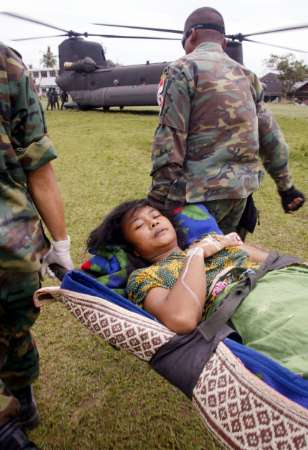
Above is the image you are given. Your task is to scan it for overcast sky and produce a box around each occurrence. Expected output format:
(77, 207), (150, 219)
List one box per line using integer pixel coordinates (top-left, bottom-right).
(1, 0), (308, 76)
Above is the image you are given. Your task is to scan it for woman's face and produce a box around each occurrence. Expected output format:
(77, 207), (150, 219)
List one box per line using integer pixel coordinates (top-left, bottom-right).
(121, 206), (178, 261)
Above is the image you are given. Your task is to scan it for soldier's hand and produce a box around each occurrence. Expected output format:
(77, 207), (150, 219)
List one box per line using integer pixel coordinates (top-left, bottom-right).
(40, 236), (74, 279)
(279, 186), (305, 213)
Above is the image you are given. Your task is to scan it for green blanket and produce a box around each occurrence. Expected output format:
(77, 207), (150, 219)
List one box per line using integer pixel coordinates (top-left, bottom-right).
(231, 265), (308, 378)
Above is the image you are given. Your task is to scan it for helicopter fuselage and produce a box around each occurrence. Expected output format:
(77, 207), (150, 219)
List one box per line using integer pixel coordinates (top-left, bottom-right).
(55, 37), (243, 109)
(57, 61), (167, 107)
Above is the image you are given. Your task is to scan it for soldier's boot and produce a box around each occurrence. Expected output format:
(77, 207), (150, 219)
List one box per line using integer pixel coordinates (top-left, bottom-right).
(10, 386), (40, 431)
(0, 418), (39, 450)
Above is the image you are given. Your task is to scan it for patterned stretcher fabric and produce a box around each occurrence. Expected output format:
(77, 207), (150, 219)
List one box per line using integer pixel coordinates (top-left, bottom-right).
(34, 270), (308, 450)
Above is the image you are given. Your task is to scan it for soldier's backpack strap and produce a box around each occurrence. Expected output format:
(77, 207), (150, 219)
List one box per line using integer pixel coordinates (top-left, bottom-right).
(198, 251), (301, 342)
(150, 252), (300, 399)
(150, 320), (237, 399)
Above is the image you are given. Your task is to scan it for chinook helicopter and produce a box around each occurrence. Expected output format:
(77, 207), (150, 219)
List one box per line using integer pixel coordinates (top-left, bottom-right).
(2, 11), (308, 110)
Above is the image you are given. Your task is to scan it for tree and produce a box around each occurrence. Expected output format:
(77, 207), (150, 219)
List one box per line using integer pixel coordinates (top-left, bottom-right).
(102, 45), (118, 67)
(265, 53), (308, 96)
(41, 46), (57, 68)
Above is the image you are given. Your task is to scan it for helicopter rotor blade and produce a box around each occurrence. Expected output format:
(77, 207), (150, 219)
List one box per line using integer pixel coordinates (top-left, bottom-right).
(242, 23), (308, 38)
(11, 34), (68, 42)
(88, 33), (180, 40)
(243, 37), (308, 53)
(92, 23), (183, 34)
(1, 11), (70, 34)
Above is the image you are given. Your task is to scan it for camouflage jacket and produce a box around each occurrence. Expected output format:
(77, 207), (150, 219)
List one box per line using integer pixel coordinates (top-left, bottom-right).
(0, 43), (57, 272)
(149, 42), (292, 209)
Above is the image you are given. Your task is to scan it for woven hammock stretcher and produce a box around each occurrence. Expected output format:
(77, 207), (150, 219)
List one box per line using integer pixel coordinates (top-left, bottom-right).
(34, 279), (308, 450)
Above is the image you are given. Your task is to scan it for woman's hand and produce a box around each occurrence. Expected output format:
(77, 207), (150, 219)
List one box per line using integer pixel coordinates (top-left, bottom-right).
(188, 232), (243, 258)
(220, 232), (243, 248)
(188, 235), (223, 258)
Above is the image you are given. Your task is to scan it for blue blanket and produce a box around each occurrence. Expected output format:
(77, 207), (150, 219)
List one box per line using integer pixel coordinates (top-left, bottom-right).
(62, 270), (155, 321)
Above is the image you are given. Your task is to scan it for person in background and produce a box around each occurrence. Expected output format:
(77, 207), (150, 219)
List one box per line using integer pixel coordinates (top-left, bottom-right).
(148, 7), (305, 239)
(46, 87), (53, 111)
(0, 43), (73, 449)
(52, 88), (60, 110)
(60, 90), (68, 110)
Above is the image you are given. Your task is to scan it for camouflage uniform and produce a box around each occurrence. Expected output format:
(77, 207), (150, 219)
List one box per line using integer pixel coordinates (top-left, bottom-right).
(0, 43), (57, 422)
(149, 42), (292, 233)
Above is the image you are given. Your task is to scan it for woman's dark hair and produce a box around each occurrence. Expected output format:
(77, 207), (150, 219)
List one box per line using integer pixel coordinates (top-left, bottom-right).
(87, 199), (151, 253)
(87, 199), (151, 273)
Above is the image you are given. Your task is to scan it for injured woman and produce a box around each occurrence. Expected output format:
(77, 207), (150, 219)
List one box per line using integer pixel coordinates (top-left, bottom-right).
(35, 197), (308, 448)
(86, 198), (308, 379)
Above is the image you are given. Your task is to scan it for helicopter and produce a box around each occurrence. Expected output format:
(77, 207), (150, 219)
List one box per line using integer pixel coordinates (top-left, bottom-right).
(2, 12), (308, 111)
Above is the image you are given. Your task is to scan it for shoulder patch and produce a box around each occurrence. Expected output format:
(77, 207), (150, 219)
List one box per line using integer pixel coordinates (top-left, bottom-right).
(157, 73), (166, 110)
(157, 74), (166, 108)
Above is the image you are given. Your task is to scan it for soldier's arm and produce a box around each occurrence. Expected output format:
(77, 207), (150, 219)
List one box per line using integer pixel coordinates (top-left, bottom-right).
(8, 48), (68, 240)
(149, 125), (188, 210)
(27, 162), (68, 241)
(148, 63), (193, 210)
(9, 52), (47, 148)
(8, 48), (57, 169)
(253, 74), (292, 192)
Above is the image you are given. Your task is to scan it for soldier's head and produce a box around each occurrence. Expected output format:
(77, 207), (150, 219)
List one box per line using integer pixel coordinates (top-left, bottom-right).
(182, 7), (225, 54)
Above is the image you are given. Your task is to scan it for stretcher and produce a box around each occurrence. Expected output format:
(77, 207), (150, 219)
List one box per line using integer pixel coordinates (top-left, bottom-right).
(34, 267), (308, 450)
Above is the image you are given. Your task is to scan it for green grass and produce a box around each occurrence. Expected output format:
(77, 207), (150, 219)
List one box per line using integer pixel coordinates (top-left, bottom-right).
(30, 104), (308, 449)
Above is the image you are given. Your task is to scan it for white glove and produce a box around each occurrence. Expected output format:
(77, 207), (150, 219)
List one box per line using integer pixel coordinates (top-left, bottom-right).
(41, 236), (74, 279)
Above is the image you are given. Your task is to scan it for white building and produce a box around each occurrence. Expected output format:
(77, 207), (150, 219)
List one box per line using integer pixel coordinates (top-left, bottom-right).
(29, 67), (59, 96)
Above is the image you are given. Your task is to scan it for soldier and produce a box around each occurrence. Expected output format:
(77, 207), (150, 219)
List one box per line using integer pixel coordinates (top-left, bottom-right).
(60, 90), (68, 110)
(46, 87), (53, 110)
(52, 88), (60, 110)
(148, 7), (305, 238)
(0, 43), (73, 449)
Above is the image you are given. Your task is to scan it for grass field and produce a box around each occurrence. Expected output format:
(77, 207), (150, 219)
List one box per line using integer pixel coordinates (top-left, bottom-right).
(30, 103), (308, 449)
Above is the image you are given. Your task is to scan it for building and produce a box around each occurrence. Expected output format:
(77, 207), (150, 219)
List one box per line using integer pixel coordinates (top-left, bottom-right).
(260, 72), (283, 102)
(29, 67), (59, 96)
(290, 80), (308, 103)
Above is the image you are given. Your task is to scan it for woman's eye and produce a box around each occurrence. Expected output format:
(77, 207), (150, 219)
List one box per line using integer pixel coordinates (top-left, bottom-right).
(135, 223), (144, 230)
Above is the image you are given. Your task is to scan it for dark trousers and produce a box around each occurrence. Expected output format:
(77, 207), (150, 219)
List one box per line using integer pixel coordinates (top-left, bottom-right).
(204, 198), (247, 235)
(0, 271), (40, 423)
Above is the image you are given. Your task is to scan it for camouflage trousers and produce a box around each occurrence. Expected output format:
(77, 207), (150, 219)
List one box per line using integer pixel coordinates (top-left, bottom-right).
(202, 198), (247, 235)
(0, 271), (40, 424)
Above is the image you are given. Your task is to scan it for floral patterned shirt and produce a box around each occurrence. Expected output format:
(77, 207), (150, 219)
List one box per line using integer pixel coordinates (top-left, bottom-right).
(127, 246), (258, 317)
